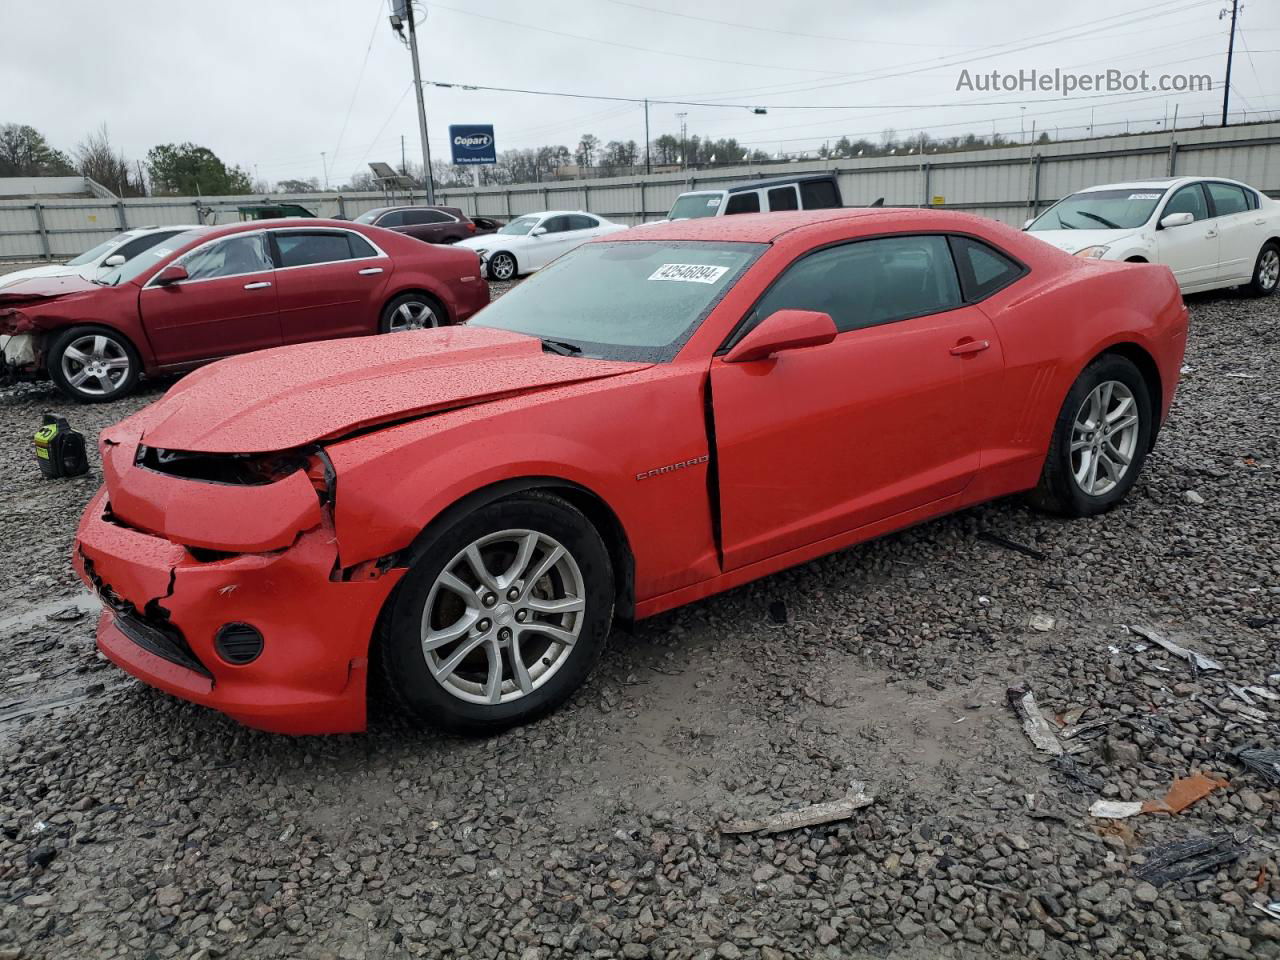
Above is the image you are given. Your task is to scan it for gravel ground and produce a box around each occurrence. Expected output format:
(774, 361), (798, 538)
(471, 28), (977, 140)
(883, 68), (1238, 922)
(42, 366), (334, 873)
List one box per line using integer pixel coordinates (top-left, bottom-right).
(0, 283), (1277, 960)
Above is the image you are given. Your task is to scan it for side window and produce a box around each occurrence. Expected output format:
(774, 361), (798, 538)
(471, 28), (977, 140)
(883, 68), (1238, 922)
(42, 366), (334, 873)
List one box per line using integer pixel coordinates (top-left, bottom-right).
(274, 231), (354, 268)
(348, 233), (378, 259)
(541, 216), (572, 234)
(567, 214), (598, 230)
(1163, 184), (1208, 221)
(179, 234), (271, 281)
(749, 235), (961, 335)
(799, 180), (840, 209)
(403, 210), (451, 225)
(376, 211), (406, 228)
(767, 186), (799, 212)
(725, 192), (760, 215)
(1205, 182), (1249, 216)
(948, 236), (1025, 301)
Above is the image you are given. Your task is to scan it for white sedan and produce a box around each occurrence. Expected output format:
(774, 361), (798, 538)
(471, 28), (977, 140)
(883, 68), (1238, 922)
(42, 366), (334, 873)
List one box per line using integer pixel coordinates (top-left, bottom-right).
(455, 211), (627, 281)
(1025, 177), (1280, 296)
(0, 225), (196, 289)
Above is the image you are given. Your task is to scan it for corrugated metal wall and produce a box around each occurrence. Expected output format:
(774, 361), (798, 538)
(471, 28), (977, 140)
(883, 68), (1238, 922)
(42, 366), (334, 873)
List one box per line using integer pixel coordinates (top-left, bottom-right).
(3, 122), (1279, 261)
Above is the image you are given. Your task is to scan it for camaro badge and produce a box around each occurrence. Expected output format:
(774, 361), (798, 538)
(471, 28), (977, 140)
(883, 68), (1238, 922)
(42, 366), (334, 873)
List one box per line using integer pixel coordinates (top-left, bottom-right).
(636, 454), (709, 481)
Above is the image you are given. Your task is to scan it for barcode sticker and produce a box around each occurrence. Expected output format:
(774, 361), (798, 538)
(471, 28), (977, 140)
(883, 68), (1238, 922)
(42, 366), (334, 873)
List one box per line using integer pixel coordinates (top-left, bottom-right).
(648, 263), (730, 284)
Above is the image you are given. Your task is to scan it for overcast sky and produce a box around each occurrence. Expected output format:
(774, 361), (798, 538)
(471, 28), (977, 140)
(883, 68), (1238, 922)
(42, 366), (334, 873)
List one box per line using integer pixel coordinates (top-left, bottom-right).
(3, 0), (1277, 187)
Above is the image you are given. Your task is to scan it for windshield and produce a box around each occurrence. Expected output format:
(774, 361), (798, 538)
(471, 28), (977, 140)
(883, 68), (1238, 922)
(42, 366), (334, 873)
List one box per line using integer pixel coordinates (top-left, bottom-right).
(499, 216), (541, 236)
(66, 234), (133, 267)
(470, 240), (765, 362)
(667, 194), (723, 220)
(98, 229), (205, 286)
(1029, 188), (1167, 231)
(354, 209), (383, 224)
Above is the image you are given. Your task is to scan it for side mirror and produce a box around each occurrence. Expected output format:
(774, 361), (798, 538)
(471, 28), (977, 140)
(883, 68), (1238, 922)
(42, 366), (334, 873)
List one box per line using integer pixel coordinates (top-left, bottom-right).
(153, 264), (189, 285)
(102, 254), (126, 267)
(531, 226), (548, 237)
(1023, 218), (1035, 230)
(724, 309), (837, 364)
(1160, 212), (1194, 229)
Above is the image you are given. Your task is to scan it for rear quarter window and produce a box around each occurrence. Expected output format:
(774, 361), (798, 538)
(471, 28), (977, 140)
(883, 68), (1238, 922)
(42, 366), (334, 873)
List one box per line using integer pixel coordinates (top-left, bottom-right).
(948, 235), (1026, 301)
(799, 180), (840, 209)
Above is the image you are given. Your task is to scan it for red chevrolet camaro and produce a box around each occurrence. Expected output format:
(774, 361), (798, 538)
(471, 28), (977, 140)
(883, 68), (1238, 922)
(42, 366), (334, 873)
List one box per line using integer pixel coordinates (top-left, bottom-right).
(0, 219), (489, 402)
(73, 209), (1188, 735)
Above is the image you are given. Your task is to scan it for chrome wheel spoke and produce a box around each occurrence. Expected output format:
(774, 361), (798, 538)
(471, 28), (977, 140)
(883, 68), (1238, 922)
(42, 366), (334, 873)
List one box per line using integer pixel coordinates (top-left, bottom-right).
(509, 635), (534, 695)
(1071, 379), (1140, 496)
(499, 532), (539, 590)
(483, 640), (503, 703)
(422, 609), (478, 651)
(431, 633), (488, 682)
(63, 345), (90, 365)
(525, 545), (564, 589)
(464, 544), (500, 593)
(522, 622), (578, 647)
(526, 595), (584, 615)
(438, 571), (482, 608)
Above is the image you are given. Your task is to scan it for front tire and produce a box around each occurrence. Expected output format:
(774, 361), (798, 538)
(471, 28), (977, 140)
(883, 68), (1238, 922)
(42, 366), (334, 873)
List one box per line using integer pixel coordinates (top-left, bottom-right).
(1247, 241), (1279, 297)
(1028, 355), (1152, 517)
(379, 493), (614, 735)
(486, 251), (518, 282)
(47, 326), (140, 403)
(379, 293), (444, 333)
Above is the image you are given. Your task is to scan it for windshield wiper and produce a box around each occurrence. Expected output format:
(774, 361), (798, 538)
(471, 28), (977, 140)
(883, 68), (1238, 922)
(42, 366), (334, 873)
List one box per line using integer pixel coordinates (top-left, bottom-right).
(1077, 211), (1121, 230)
(541, 338), (582, 356)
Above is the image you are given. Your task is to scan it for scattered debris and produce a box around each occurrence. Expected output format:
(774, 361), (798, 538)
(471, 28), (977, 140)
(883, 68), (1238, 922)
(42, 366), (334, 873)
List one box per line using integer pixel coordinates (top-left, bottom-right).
(1052, 755), (1105, 791)
(1153, 772), (1229, 814)
(45, 605), (86, 622)
(1244, 686), (1278, 702)
(1029, 614), (1056, 632)
(1090, 800), (1144, 819)
(1088, 772), (1228, 819)
(1006, 684), (1063, 756)
(1182, 490), (1205, 505)
(1244, 616), (1276, 629)
(1223, 372), (1260, 379)
(767, 600), (788, 625)
(5, 672), (41, 686)
(1230, 744), (1280, 787)
(978, 531), (1046, 561)
(1126, 625), (1223, 672)
(722, 782), (875, 835)
(1255, 902), (1280, 921)
(1133, 834), (1246, 888)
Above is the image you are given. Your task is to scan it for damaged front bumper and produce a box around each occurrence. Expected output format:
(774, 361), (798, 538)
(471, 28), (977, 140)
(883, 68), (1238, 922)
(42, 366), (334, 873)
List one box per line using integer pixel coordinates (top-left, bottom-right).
(73, 470), (404, 734)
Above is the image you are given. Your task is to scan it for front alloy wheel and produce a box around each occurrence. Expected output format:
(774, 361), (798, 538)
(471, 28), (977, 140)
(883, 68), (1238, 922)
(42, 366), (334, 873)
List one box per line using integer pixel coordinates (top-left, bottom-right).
(487, 252), (517, 281)
(422, 529), (585, 705)
(379, 492), (614, 734)
(48, 326), (140, 402)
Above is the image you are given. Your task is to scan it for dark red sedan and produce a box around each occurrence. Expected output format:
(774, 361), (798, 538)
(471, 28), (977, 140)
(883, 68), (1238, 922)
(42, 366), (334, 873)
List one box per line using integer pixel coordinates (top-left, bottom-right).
(353, 205), (479, 245)
(0, 219), (489, 401)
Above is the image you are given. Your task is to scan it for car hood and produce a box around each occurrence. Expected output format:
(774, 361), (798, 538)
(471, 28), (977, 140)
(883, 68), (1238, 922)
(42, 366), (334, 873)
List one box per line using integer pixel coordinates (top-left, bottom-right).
(0, 273), (103, 305)
(455, 234), (518, 251)
(1025, 228), (1136, 255)
(117, 326), (651, 455)
(0, 263), (87, 289)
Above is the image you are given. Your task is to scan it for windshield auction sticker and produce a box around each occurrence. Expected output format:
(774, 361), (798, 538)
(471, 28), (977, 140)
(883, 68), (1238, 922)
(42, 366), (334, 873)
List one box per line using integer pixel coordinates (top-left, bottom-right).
(648, 263), (730, 284)
(1128, 193), (1161, 200)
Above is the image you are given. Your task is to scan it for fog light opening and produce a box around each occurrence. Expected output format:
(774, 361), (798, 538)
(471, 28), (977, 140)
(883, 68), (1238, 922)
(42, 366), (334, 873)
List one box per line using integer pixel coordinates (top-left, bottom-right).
(214, 622), (264, 665)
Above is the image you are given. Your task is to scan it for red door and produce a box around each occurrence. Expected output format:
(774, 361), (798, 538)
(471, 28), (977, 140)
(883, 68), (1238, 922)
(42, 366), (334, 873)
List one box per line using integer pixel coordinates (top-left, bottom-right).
(140, 232), (280, 366)
(269, 229), (391, 343)
(709, 234), (1004, 571)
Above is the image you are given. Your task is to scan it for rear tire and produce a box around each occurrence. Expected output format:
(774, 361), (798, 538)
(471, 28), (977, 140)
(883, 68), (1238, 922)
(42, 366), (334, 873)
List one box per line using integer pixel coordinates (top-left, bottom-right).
(379, 293), (444, 333)
(1028, 355), (1152, 517)
(47, 325), (140, 403)
(379, 493), (614, 735)
(1247, 241), (1279, 297)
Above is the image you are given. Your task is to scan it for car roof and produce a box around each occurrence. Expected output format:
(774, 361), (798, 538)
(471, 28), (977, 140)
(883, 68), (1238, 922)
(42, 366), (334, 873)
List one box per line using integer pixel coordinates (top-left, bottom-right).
(614, 208), (937, 243)
(1077, 176), (1257, 194)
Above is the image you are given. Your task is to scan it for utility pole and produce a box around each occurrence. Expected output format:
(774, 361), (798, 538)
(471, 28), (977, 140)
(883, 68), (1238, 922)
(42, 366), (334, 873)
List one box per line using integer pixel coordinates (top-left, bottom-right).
(677, 112), (688, 169)
(321, 151), (328, 190)
(405, 3), (435, 203)
(401, 135), (407, 176)
(1221, 0), (1240, 126)
(644, 99), (651, 175)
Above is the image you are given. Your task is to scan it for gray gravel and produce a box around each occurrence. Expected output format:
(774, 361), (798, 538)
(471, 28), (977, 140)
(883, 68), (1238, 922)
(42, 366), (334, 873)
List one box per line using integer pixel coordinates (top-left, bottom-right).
(1, 284), (1277, 960)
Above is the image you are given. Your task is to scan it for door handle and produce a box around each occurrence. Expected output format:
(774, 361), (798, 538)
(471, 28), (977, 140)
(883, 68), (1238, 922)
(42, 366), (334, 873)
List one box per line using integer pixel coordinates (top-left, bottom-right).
(950, 339), (991, 357)
(1256, 218), (1267, 226)
(243, 281), (272, 290)
(1205, 229), (1218, 239)
(358, 267), (384, 275)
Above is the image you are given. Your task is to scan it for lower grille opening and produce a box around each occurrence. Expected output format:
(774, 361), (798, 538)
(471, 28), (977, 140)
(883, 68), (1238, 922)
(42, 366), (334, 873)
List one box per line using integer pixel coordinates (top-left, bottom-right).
(114, 610), (213, 679)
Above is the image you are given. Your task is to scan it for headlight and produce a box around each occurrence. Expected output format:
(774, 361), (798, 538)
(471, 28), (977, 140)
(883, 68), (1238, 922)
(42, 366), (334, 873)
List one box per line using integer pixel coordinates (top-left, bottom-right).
(474, 248), (489, 259)
(1074, 245), (1111, 259)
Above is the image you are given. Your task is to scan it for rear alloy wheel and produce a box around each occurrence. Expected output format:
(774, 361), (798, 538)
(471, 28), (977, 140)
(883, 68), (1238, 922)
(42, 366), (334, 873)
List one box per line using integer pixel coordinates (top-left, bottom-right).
(1248, 242), (1279, 296)
(48, 326), (140, 403)
(1029, 355), (1152, 517)
(379, 293), (442, 333)
(487, 252), (517, 282)
(380, 494), (613, 734)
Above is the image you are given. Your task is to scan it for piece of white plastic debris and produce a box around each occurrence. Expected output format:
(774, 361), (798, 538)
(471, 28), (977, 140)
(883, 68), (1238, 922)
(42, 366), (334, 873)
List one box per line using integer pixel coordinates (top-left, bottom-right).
(32, 820), (47, 833)
(1127, 625), (1223, 672)
(1244, 686), (1279, 702)
(722, 782), (875, 835)
(1030, 615), (1056, 632)
(1229, 684), (1257, 707)
(1090, 800), (1144, 819)
(1007, 685), (1064, 756)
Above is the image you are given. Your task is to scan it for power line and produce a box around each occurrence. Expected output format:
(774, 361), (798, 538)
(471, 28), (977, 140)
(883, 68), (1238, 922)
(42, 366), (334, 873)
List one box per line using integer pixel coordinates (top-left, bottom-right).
(330, 0), (386, 166)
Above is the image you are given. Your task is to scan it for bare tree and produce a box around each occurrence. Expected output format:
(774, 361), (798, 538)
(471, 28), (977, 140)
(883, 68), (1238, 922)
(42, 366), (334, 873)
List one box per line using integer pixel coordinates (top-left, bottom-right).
(76, 125), (140, 196)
